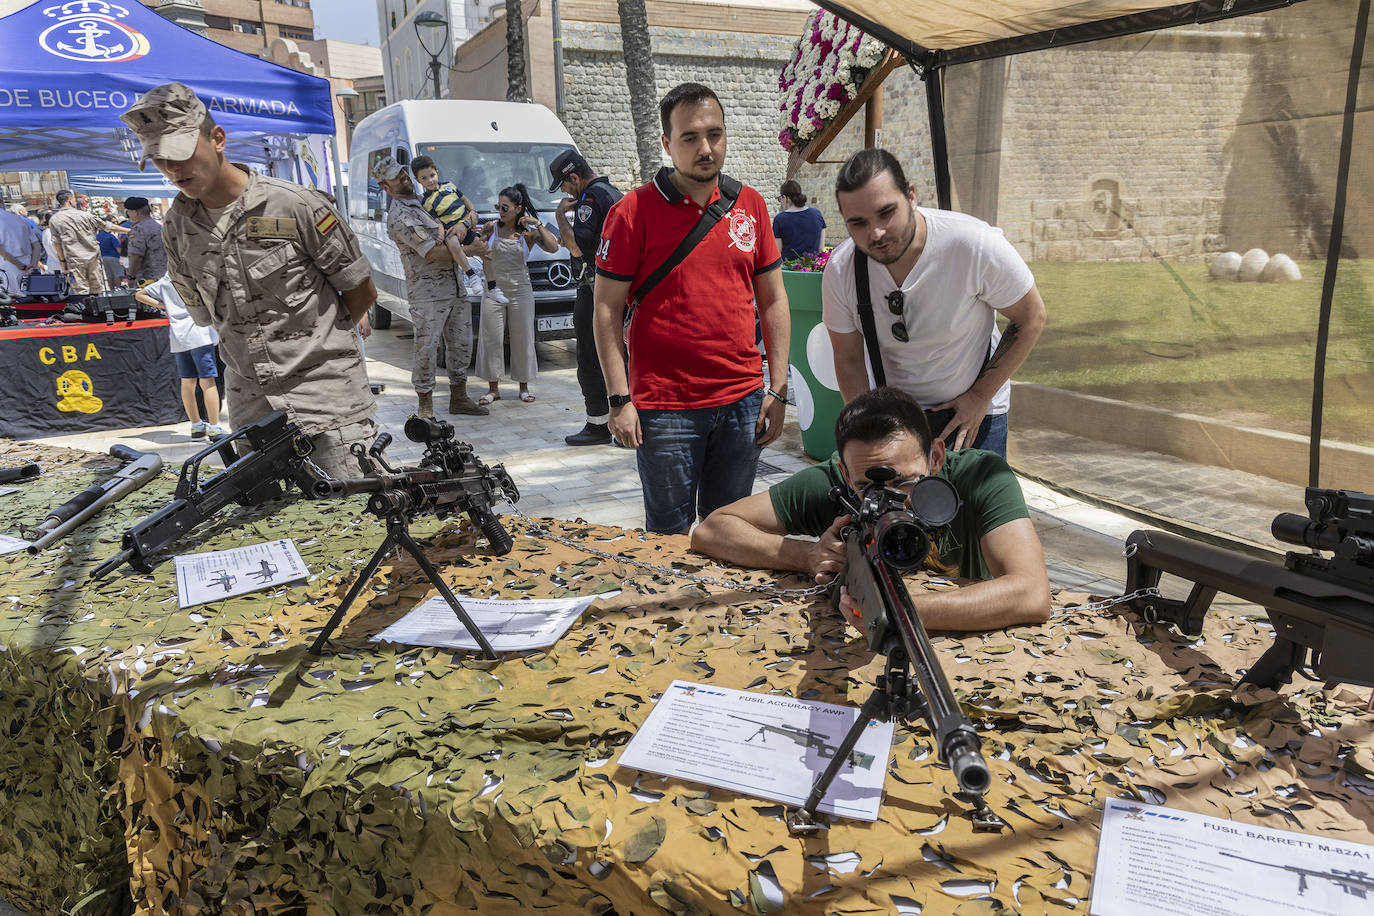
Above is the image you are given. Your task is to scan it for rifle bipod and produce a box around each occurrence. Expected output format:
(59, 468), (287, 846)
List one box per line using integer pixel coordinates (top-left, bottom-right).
(785, 652), (1005, 835)
(308, 509), (496, 659)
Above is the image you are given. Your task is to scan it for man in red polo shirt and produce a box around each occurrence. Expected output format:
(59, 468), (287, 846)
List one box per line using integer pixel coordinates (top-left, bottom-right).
(593, 82), (791, 534)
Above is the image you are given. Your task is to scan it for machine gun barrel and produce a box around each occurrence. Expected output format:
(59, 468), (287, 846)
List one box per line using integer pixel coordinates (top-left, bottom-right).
(24, 445), (162, 551)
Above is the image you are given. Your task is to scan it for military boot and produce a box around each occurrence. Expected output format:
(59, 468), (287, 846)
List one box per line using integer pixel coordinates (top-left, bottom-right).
(449, 391), (490, 416)
(417, 392), (434, 418)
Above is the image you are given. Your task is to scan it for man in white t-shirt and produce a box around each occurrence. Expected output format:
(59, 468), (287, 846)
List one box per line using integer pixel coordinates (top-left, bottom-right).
(135, 273), (223, 439)
(821, 148), (1046, 457)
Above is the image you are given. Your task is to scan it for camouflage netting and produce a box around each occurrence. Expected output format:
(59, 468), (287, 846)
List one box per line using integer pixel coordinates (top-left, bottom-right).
(2, 440), (1372, 915)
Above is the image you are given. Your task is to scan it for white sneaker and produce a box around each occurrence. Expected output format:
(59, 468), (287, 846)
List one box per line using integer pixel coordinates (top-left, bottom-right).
(190, 420), (207, 439)
(486, 285), (509, 305)
(206, 424), (225, 439)
(464, 272), (484, 298)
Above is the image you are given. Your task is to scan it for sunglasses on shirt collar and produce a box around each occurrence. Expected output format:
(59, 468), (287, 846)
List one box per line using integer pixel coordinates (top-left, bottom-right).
(886, 289), (909, 343)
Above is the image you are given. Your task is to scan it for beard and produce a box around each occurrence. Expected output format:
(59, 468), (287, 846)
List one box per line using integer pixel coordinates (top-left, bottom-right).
(680, 156), (721, 184)
(864, 202), (918, 265)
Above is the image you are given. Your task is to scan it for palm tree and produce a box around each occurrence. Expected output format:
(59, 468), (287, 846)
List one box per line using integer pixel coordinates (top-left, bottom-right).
(617, 0), (659, 183)
(505, 0), (528, 102)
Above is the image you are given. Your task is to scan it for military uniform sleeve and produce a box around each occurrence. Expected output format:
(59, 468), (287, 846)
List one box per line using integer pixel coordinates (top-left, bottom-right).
(165, 230), (210, 325)
(298, 195), (373, 293)
(767, 458), (846, 538)
(387, 206), (438, 258)
(127, 223), (148, 259)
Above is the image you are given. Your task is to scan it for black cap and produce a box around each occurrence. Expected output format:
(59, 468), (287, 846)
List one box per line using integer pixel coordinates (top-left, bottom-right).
(123, 196), (150, 211)
(548, 149), (589, 192)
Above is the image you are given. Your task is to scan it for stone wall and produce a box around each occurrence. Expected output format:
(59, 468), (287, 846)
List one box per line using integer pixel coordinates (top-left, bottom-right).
(560, 22), (798, 198)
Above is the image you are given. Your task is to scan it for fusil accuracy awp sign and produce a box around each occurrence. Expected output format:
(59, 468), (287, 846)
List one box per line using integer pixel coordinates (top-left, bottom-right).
(0, 1), (315, 126)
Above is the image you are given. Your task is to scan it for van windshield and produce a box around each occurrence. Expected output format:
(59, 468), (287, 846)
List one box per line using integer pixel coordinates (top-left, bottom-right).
(415, 142), (575, 213)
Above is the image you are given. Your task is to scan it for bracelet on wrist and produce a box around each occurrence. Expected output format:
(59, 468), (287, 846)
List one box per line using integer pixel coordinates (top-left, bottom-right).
(766, 386), (788, 403)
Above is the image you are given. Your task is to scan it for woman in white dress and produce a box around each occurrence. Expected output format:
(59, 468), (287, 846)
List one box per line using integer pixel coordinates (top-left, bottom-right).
(466, 183), (559, 405)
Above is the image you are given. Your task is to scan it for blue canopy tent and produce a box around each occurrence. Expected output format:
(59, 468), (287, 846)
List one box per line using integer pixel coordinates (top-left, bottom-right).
(65, 168), (178, 196)
(0, 0), (336, 177)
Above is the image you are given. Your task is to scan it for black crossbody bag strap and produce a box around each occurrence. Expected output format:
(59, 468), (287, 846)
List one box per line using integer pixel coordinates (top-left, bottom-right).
(624, 174), (742, 327)
(852, 249), (887, 387)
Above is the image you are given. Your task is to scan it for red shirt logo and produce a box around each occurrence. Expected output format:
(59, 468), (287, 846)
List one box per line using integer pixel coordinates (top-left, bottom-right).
(726, 210), (757, 254)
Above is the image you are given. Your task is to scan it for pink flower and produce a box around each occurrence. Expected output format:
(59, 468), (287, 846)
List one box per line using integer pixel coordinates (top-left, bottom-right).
(778, 129), (792, 151)
(826, 83), (846, 101)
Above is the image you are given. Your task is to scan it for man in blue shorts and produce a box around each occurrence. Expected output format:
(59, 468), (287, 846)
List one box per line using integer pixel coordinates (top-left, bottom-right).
(136, 275), (222, 438)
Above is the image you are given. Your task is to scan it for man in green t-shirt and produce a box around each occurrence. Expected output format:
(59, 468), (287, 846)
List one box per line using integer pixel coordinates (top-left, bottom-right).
(690, 387), (1051, 632)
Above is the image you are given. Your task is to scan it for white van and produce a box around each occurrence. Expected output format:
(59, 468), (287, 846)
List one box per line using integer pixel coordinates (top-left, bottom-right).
(347, 100), (579, 336)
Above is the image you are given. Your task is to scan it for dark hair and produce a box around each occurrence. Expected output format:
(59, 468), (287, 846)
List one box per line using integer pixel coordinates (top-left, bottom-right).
(55, 189), (73, 206)
(571, 161), (594, 181)
(660, 82), (723, 137)
(834, 387), (934, 459)
(199, 113), (218, 138)
(498, 183), (537, 222)
(835, 148), (911, 198)
(780, 179), (806, 207)
(123, 196), (151, 213)
(410, 155), (436, 174)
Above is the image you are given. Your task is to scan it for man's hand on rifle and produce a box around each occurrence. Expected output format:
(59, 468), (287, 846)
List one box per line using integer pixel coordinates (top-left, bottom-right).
(808, 514), (851, 584)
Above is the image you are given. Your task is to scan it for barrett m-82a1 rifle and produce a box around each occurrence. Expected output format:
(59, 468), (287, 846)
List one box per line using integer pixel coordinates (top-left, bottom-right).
(787, 466), (997, 834)
(1124, 487), (1373, 688)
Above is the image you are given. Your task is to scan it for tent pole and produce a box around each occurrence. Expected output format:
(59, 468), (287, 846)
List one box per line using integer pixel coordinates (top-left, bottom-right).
(1308, 0), (1369, 488)
(328, 134), (348, 220)
(923, 62), (952, 210)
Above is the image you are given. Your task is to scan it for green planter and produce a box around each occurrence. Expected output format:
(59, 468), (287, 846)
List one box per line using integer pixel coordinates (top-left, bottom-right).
(783, 269), (846, 460)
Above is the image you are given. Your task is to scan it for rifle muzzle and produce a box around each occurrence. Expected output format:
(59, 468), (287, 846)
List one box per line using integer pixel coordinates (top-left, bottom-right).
(945, 729), (991, 796)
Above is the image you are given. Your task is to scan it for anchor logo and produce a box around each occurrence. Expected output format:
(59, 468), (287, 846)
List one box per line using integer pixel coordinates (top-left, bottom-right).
(40, 2), (150, 64)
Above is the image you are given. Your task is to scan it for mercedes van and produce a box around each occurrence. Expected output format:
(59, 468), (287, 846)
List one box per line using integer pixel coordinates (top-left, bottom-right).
(347, 100), (579, 337)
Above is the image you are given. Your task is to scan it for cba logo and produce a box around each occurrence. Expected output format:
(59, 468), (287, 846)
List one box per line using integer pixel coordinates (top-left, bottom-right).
(547, 261), (574, 289)
(55, 370), (103, 414)
(41, 2), (150, 64)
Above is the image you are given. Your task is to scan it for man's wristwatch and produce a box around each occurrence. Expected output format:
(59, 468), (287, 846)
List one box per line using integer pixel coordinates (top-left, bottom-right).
(608, 393), (632, 408)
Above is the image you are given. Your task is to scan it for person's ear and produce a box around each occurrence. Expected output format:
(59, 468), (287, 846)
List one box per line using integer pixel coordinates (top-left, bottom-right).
(927, 438), (946, 476)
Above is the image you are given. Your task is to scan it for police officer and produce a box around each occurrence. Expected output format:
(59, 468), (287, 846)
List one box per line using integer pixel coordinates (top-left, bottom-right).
(550, 150), (622, 446)
(373, 155), (487, 419)
(120, 82), (377, 476)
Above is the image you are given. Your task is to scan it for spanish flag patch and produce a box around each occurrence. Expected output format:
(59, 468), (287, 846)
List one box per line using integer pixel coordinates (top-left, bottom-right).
(315, 212), (338, 235)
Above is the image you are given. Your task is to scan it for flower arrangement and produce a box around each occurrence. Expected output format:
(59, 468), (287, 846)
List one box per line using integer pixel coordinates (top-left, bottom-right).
(782, 250), (831, 273)
(777, 10), (886, 152)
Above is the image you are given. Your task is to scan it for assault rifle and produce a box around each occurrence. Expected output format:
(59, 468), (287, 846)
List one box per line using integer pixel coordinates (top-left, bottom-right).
(1220, 852), (1373, 899)
(307, 415), (520, 659)
(1123, 487), (1374, 688)
(787, 466), (998, 834)
(91, 411), (320, 578)
(23, 445), (162, 551)
(729, 714), (875, 769)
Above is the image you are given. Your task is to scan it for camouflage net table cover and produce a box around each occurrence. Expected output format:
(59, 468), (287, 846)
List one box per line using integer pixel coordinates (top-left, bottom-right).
(1, 439), (1372, 915)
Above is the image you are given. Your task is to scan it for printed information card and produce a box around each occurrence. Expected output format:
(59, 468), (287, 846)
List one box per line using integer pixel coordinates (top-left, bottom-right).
(1090, 797), (1374, 915)
(174, 539), (309, 609)
(618, 680), (896, 821)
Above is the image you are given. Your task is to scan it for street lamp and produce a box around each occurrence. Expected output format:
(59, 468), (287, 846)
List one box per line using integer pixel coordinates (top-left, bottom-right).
(335, 85), (359, 134)
(414, 11), (449, 100)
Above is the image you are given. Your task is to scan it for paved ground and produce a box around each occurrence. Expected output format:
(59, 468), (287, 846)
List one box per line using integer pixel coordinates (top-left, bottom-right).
(5, 316), (1286, 912)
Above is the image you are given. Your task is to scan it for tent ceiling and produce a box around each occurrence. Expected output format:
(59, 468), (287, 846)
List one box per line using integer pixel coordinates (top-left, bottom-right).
(812, 0), (1310, 66)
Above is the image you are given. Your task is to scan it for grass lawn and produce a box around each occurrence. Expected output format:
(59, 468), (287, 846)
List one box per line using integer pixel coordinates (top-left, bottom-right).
(1020, 259), (1374, 447)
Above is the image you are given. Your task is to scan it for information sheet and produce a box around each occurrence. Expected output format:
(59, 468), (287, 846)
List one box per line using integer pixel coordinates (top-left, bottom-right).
(374, 591), (618, 652)
(1090, 797), (1374, 915)
(174, 539), (309, 608)
(617, 680), (896, 821)
(0, 533), (27, 555)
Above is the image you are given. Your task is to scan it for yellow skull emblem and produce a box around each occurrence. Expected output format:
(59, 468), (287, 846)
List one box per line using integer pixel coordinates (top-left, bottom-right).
(55, 370), (103, 414)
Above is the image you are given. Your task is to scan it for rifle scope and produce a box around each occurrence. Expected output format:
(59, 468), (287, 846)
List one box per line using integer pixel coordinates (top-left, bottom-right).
(404, 415), (454, 444)
(1273, 513), (1374, 562)
(852, 469), (962, 571)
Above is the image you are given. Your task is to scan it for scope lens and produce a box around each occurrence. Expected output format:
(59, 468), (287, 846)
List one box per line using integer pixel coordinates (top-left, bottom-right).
(874, 513), (929, 570)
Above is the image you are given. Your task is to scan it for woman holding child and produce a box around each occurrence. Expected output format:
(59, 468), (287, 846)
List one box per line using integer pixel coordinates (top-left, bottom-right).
(466, 183), (559, 405)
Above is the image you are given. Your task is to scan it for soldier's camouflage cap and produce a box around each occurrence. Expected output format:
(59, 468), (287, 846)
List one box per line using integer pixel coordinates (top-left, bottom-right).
(120, 82), (208, 170)
(371, 155), (405, 182)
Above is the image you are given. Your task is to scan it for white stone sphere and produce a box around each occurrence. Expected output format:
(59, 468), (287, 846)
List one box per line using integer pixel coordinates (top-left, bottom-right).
(1209, 251), (1242, 280)
(1237, 248), (1270, 282)
(1261, 253), (1301, 282)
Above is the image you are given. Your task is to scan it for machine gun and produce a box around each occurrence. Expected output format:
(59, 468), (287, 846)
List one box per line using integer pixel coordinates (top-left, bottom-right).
(307, 415), (520, 659)
(23, 445), (162, 551)
(787, 466), (998, 834)
(91, 411), (320, 579)
(1123, 487), (1374, 688)
(1220, 852), (1373, 899)
(729, 714), (875, 769)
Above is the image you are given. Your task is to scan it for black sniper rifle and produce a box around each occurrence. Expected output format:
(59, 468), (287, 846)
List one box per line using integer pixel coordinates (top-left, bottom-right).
(787, 466), (997, 834)
(307, 415), (520, 659)
(728, 714), (875, 769)
(1219, 852), (1373, 899)
(1123, 487), (1374, 688)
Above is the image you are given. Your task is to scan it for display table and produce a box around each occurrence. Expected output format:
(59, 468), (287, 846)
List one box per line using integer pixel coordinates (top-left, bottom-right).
(0, 318), (184, 438)
(0, 440), (1370, 915)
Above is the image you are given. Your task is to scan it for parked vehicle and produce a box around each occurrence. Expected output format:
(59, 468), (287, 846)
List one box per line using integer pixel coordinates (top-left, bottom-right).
(347, 100), (579, 338)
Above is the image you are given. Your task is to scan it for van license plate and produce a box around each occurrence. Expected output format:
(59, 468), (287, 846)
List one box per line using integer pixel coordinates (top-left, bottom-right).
(537, 316), (575, 332)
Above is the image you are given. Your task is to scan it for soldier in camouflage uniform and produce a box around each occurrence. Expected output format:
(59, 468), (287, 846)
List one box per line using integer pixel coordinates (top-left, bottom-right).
(373, 156), (487, 418)
(48, 189), (120, 294)
(120, 82), (377, 477)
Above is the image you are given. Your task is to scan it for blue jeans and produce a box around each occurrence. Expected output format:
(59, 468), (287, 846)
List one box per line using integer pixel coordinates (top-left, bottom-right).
(636, 388), (764, 533)
(924, 409), (1008, 459)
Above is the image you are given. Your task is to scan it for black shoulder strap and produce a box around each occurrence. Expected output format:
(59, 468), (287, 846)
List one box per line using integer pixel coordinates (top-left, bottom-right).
(630, 174), (742, 307)
(852, 249), (886, 387)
